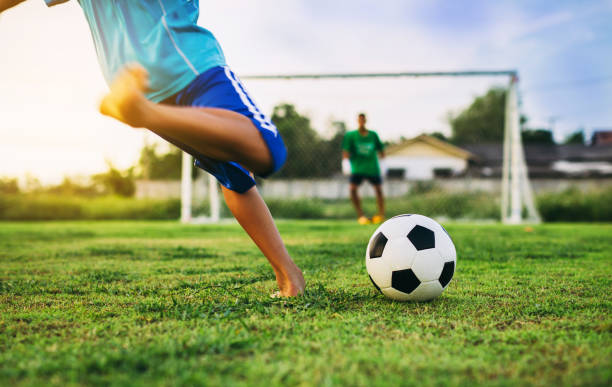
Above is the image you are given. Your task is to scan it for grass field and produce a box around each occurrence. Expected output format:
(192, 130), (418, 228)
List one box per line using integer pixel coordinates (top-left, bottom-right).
(0, 220), (610, 386)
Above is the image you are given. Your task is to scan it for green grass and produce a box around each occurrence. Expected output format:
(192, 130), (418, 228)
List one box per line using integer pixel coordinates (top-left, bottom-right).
(0, 221), (610, 386)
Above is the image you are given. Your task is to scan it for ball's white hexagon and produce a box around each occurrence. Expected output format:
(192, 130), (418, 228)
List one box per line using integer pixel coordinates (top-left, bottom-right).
(405, 281), (444, 301)
(410, 249), (444, 282)
(382, 237), (417, 271)
(435, 229), (457, 262)
(374, 215), (416, 240)
(381, 286), (412, 301)
(365, 256), (392, 289)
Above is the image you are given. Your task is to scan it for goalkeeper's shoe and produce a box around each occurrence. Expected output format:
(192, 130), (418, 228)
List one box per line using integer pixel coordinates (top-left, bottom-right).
(358, 216), (371, 225)
(371, 214), (385, 224)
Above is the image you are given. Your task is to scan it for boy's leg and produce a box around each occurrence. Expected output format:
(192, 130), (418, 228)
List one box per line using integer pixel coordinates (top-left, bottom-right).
(100, 65), (304, 296)
(350, 182), (370, 224)
(99, 65), (273, 175)
(349, 183), (364, 218)
(374, 184), (385, 217)
(222, 185), (304, 297)
(372, 183), (385, 224)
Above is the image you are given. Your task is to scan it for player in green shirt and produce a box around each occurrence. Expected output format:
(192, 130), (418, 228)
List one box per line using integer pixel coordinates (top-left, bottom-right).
(342, 113), (386, 224)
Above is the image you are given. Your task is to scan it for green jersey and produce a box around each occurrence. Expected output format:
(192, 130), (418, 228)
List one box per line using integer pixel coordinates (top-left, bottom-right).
(342, 130), (384, 176)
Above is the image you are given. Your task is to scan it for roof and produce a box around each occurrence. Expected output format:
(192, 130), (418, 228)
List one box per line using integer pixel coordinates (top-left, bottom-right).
(386, 135), (475, 160)
(592, 130), (612, 145)
(462, 143), (612, 166)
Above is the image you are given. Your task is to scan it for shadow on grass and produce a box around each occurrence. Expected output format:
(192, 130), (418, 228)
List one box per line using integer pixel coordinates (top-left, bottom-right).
(134, 284), (378, 321)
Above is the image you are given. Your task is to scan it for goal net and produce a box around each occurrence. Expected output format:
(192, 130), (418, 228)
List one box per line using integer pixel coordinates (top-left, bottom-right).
(182, 71), (540, 224)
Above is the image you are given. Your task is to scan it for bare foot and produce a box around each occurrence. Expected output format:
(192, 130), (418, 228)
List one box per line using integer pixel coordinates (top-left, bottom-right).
(99, 63), (151, 128)
(275, 267), (305, 297)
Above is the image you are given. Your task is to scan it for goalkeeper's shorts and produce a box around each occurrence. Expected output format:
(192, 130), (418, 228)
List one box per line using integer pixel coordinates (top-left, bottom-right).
(350, 174), (382, 186)
(161, 66), (287, 193)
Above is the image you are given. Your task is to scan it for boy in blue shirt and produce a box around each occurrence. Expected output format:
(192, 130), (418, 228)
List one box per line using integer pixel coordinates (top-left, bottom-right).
(0, 0), (305, 297)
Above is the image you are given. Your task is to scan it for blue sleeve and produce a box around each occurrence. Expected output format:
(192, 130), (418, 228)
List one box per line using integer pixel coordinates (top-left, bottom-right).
(44, 0), (70, 6)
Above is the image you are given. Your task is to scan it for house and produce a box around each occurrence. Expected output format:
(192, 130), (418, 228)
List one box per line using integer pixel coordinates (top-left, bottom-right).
(384, 135), (475, 180)
(592, 130), (612, 146)
(462, 143), (612, 178)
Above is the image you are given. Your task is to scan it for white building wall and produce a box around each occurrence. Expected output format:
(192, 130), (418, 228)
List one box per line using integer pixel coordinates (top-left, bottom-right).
(135, 178), (612, 200)
(385, 156), (467, 179)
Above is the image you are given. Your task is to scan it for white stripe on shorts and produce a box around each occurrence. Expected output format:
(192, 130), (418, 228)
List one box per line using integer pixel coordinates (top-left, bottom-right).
(223, 67), (278, 136)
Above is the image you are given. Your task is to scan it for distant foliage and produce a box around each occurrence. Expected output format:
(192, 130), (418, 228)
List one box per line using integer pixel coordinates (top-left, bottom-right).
(92, 164), (135, 197)
(0, 195), (179, 221)
(521, 129), (555, 144)
(429, 132), (450, 142)
(45, 177), (101, 197)
(138, 143), (183, 180)
(272, 104), (345, 178)
(538, 187), (612, 222)
(449, 87), (506, 144)
(0, 178), (19, 195)
(563, 130), (585, 145)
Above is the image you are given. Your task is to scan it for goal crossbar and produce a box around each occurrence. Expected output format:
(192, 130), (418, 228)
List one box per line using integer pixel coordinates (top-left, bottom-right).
(241, 70), (518, 80)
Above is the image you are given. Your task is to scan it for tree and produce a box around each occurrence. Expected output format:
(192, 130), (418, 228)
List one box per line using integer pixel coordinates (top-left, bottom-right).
(521, 129), (554, 144)
(271, 104), (344, 178)
(138, 143), (183, 180)
(429, 132), (449, 142)
(449, 87), (506, 144)
(563, 130), (585, 145)
(0, 178), (19, 195)
(46, 177), (100, 197)
(92, 163), (135, 197)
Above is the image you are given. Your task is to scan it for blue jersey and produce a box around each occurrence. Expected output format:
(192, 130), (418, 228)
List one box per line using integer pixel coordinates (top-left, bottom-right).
(45, 0), (226, 102)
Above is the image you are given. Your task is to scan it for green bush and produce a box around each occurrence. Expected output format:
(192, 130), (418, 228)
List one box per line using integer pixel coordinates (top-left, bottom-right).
(1, 187), (610, 222)
(0, 194), (179, 221)
(264, 191), (499, 220)
(537, 187), (612, 222)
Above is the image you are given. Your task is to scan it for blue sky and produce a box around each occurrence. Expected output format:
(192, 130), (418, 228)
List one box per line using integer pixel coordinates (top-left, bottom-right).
(0, 0), (610, 182)
(204, 0), (612, 140)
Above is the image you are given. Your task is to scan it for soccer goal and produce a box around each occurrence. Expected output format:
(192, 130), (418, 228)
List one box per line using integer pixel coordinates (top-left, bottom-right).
(180, 70), (540, 224)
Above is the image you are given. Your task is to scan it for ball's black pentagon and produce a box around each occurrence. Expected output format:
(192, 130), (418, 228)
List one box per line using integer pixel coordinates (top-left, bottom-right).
(407, 225), (435, 250)
(439, 261), (455, 288)
(391, 269), (421, 294)
(369, 275), (383, 294)
(369, 232), (388, 258)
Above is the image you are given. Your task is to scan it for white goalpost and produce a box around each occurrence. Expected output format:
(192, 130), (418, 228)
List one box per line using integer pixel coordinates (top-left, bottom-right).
(180, 70), (541, 225)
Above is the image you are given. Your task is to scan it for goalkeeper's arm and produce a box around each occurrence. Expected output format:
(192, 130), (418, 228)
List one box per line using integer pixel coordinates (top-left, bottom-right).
(378, 150), (387, 176)
(342, 151), (351, 176)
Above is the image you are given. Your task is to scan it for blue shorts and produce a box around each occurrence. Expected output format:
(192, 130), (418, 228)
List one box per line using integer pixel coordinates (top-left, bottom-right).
(161, 66), (287, 193)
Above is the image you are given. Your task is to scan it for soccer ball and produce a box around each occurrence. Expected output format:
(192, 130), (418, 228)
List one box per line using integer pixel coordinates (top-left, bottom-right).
(366, 214), (456, 301)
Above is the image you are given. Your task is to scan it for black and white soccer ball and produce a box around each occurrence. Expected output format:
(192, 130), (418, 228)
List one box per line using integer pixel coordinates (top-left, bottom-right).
(366, 214), (456, 301)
